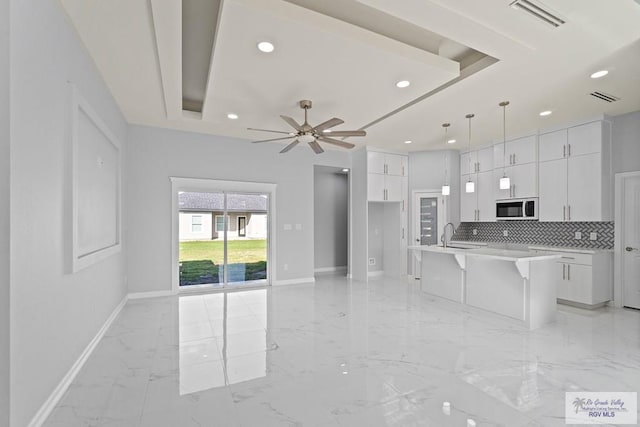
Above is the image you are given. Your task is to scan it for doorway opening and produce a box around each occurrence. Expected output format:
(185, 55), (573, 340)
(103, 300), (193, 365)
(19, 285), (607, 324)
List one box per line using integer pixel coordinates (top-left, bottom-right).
(172, 178), (275, 291)
(313, 166), (349, 276)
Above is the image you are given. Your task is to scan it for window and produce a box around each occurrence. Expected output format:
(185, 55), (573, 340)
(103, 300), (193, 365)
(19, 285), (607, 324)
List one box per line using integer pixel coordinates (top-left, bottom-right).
(191, 215), (203, 232)
(215, 215), (229, 232)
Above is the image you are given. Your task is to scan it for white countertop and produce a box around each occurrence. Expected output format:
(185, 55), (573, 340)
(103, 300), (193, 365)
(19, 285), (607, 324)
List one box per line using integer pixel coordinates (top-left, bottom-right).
(448, 241), (613, 254)
(408, 245), (561, 262)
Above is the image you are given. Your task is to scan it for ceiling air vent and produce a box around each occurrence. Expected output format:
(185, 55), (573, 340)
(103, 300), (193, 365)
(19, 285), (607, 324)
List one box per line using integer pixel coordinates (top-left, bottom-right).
(589, 91), (620, 103)
(510, 0), (566, 28)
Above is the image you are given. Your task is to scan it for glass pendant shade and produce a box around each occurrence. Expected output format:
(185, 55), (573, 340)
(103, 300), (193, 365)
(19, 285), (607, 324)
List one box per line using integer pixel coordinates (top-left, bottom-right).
(466, 180), (475, 193)
(499, 175), (511, 190)
(442, 184), (450, 195)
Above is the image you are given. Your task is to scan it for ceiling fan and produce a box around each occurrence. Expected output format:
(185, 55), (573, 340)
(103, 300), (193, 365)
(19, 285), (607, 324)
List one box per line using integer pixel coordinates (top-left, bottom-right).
(248, 100), (366, 154)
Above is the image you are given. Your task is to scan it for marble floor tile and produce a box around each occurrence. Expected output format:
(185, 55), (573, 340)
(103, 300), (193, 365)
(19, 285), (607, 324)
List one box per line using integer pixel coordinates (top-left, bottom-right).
(44, 275), (640, 426)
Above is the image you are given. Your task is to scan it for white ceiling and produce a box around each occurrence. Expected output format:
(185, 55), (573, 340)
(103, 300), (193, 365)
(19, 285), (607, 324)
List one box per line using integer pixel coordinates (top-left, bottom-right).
(60, 0), (640, 153)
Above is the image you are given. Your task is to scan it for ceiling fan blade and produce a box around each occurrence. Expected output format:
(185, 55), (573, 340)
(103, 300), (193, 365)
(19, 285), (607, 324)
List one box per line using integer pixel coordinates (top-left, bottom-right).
(280, 115), (303, 131)
(321, 130), (366, 137)
(279, 139), (300, 153)
(308, 140), (324, 154)
(252, 136), (295, 143)
(317, 136), (356, 149)
(313, 117), (344, 133)
(247, 127), (293, 135)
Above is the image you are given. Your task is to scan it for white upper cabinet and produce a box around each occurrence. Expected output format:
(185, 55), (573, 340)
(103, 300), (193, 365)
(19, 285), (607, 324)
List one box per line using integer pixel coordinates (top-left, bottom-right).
(476, 171), (495, 220)
(539, 129), (568, 162)
(494, 135), (538, 168)
(367, 150), (408, 202)
(461, 146), (492, 175)
(568, 121), (602, 157)
(476, 147), (493, 172)
(537, 120), (610, 221)
(368, 151), (407, 176)
(494, 163), (537, 200)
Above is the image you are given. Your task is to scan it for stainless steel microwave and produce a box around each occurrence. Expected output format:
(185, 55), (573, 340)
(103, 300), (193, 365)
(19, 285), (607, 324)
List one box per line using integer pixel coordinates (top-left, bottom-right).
(496, 198), (538, 220)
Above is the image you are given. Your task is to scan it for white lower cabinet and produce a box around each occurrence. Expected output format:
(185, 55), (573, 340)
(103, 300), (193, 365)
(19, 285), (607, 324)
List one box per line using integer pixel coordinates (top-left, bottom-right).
(542, 251), (612, 307)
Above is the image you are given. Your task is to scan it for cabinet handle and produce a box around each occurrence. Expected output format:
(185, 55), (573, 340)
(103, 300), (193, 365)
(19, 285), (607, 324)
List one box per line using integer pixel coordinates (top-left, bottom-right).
(567, 264), (571, 280)
(402, 166), (405, 176)
(402, 200), (405, 211)
(563, 145), (566, 158)
(513, 153), (516, 164)
(568, 205), (571, 221)
(513, 184), (516, 198)
(563, 263), (566, 280)
(563, 206), (566, 221)
(402, 228), (405, 239)
(383, 189), (387, 200)
(568, 144), (571, 156)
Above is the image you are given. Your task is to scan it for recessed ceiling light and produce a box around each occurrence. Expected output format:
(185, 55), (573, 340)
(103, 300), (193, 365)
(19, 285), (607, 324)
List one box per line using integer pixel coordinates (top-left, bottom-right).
(590, 70), (608, 79)
(257, 41), (275, 53)
(404, 140), (412, 144)
(539, 110), (552, 116)
(396, 80), (410, 88)
(227, 113), (238, 120)
(447, 139), (456, 144)
(342, 168), (349, 172)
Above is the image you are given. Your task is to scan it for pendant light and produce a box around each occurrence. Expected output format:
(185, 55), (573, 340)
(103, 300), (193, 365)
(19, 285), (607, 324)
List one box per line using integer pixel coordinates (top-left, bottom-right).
(465, 114), (475, 193)
(499, 101), (511, 190)
(442, 123), (451, 196)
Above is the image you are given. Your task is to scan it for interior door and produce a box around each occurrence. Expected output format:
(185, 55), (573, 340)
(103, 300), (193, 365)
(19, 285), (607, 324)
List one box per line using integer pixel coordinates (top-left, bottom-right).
(623, 176), (640, 309)
(412, 192), (447, 278)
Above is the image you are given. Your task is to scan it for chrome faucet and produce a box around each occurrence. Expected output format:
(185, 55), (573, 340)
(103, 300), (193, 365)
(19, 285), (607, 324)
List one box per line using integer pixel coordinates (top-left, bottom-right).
(442, 222), (455, 248)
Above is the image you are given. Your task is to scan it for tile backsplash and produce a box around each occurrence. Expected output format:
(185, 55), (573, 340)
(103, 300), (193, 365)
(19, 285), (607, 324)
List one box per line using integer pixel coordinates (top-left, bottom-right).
(452, 221), (614, 249)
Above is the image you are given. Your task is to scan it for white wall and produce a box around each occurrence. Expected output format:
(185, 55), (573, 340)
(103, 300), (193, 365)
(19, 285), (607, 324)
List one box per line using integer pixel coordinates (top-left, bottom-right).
(0, 0), (10, 424)
(127, 125), (350, 292)
(313, 166), (348, 271)
(367, 203), (384, 272)
(9, 1), (128, 425)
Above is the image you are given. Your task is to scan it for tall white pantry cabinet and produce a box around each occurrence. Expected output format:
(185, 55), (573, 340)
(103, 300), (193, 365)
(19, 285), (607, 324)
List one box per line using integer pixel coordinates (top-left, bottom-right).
(351, 148), (408, 282)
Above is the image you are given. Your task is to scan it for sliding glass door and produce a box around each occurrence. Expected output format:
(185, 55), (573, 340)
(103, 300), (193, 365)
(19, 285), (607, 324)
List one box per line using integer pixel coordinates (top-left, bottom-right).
(178, 190), (269, 288)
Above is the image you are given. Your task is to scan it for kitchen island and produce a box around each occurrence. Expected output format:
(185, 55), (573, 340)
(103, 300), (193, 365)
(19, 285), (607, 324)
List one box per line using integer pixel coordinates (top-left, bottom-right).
(409, 245), (561, 329)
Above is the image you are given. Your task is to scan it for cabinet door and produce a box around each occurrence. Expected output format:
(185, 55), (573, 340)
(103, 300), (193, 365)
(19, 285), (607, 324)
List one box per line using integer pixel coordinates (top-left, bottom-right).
(460, 151), (478, 175)
(507, 135), (537, 165)
(538, 158), (567, 221)
(460, 175), (477, 222)
(386, 154), (405, 176)
(510, 163), (537, 198)
(476, 171), (495, 221)
(568, 121), (601, 157)
(367, 151), (386, 175)
(539, 129), (567, 162)
(568, 153), (601, 221)
(385, 175), (403, 201)
(476, 147), (493, 172)
(556, 262), (569, 300)
(566, 263), (593, 304)
(367, 173), (385, 201)
(494, 143), (506, 169)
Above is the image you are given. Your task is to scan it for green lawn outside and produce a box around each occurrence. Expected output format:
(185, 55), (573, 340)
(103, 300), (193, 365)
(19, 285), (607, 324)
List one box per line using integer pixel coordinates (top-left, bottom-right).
(179, 240), (267, 286)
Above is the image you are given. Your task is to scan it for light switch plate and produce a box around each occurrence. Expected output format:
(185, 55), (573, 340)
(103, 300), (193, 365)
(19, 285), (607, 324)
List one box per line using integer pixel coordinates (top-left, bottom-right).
(369, 258), (375, 265)
(473, 229), (478, 235)
(589, 232), (598, 241)
(295, 223), (302, 231)
(283, 224), (292, 230)
(503, 230), (509, 237)
(574, 231), (582, 240)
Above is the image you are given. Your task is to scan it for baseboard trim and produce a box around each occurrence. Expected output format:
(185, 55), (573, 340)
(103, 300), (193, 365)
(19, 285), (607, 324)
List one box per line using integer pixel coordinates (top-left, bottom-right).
(314, 266), (347, 273)
(368, 270), (384, 277)
(128, 290), (174, 300)
(28, 294), (128, 427)
(273, 277), (315, 286)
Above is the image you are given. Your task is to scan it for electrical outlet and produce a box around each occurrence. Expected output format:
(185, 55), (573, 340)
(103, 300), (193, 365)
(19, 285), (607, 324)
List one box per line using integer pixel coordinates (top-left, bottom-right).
(369, 258), (376, 265)
(283, 264), (288, 271)
(472, 229), (478, 235)
(295, 223), (302, 231)
(503, 229), (509, 237)
(283, 224), (292, 231)
(574, 231), (582, 240)
(589, 232), (598, 241)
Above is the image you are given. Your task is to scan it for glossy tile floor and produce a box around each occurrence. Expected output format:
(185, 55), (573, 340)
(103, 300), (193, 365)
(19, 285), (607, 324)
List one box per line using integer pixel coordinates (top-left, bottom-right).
(45, 275), (640, 426)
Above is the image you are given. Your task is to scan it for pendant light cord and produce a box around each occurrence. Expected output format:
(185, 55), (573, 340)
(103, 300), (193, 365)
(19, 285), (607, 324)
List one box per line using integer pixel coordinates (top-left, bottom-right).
(500, 101), (509, 173)
(465, 114), (474, 176)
